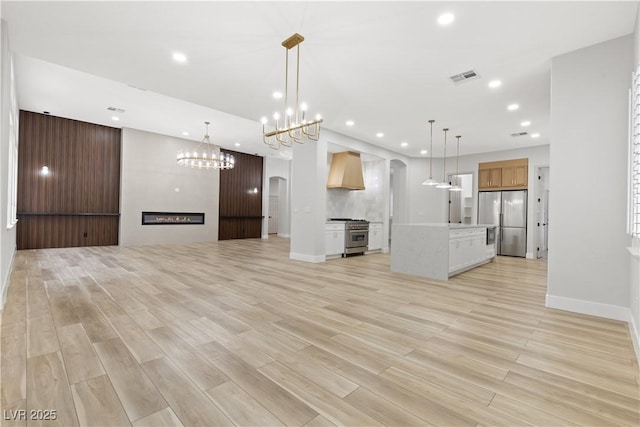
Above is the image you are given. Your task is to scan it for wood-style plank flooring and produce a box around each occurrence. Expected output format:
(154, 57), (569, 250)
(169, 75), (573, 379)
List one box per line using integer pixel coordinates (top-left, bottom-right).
(1, 237), (638, 426)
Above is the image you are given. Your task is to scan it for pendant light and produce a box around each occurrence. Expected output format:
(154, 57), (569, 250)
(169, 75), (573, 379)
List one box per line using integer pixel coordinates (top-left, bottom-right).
(436, 128), (452, 189)
(450, 135), (463, 192)
(421, 119), (438, 186)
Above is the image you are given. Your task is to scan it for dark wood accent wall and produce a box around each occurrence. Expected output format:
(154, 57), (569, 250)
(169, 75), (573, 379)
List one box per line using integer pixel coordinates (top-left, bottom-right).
(218, 150), (263, 240)
(17, 111), (121, 249)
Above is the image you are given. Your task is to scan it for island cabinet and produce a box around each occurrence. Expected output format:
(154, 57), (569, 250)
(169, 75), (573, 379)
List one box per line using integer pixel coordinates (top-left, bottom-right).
(391, 224), (496, 281)
(448, 227), (495, 276)
(478, 158), (528, 190)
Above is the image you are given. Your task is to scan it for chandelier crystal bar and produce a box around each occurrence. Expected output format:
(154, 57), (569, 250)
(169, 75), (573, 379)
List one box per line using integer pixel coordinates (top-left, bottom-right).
(177, 121), (235, 170)
(262, 33), (323, 149)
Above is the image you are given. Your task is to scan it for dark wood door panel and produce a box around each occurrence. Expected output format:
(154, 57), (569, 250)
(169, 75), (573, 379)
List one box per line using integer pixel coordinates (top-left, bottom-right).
(219, 150), (263, 240)
(17, 111), (121, 249)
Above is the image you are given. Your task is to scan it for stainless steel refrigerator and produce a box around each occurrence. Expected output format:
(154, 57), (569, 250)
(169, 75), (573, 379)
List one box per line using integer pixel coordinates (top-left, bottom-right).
(478, 190), (527, 257)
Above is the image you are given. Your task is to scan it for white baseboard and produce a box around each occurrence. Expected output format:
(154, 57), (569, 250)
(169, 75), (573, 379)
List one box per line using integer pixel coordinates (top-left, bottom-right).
(545, 294), (630, 322)
(629, 313), (640, 365)
(526, 252), (535, 259)
(0, 247), (16, 311)
(289, 252), (325, 263)
(382, 247), (390, 254)
(277, 233), (290, 238)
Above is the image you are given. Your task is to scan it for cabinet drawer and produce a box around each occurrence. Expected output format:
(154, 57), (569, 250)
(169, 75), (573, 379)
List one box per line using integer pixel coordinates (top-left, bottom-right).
(325, 224), (345, 231)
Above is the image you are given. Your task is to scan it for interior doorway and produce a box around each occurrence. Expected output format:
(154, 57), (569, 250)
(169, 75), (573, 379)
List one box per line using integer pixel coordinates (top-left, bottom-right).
(390, 159), (408, 246)
(448, 173), (473, 224)
(268, 176), (288, 237)
(536, 167), (550, 258)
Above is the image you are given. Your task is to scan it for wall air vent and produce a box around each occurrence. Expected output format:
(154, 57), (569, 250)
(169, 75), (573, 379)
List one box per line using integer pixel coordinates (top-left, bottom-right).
(511, 131), (528, 137)
(107, 107), (126, 113)
(449, 69), (480, 84)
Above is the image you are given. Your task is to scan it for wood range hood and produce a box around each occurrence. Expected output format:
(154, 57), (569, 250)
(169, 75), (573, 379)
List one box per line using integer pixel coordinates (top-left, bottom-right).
(327, 151), (365, 190)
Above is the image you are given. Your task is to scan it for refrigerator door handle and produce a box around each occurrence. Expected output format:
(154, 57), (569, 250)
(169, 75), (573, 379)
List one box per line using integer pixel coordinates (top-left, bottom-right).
(499, 213), (503, 227)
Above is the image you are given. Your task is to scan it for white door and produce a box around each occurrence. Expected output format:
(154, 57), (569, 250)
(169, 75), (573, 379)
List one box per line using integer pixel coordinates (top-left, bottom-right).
(268, 195), (278, 234)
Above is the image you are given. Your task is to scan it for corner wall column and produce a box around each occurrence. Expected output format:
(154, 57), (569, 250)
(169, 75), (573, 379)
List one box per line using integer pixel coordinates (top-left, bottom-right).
(289, 136), (328, 262)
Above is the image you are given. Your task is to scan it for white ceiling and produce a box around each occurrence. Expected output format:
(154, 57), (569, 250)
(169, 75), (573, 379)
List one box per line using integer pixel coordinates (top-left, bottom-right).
(2, 1), (637, 159)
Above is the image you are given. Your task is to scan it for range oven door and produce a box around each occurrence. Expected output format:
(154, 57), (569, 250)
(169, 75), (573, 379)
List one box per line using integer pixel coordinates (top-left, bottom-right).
(345, 229), (368, 254)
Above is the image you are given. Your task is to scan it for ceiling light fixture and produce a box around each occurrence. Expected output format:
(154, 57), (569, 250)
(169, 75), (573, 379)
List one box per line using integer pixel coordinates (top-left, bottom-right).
(531, 133), (540, 138)
(401, 142), (408, 147)
(507, 103), (520, 111)
(272, 91), (283, 99)
(438, 13), (455, 25)
(172, 52), (187, 63)
(521, 121), (531, 127)
(376, 132), (384, 138)
(488, 80), (502, 88)
(346, 120), (354, 126)
(111, 116), (119, 121)
(436, 128), (452, 189)
(262, 33), (323, 150)
(422, 120), (438, 186)
(420, 149), (428, 155)
(182, 131), (189, 136)
(450, 135), (463, 192)
(177, 121), (235, 170)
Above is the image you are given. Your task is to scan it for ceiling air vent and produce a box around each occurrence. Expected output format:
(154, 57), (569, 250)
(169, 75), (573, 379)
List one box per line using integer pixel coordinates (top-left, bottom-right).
(449, 69), (480, 84)
(511, 131), (528, 137)
(107, 106), (126, 113)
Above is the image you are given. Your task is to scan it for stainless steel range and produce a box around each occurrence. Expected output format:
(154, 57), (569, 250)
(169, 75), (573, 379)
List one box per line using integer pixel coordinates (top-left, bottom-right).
(329, 218), (369, 256)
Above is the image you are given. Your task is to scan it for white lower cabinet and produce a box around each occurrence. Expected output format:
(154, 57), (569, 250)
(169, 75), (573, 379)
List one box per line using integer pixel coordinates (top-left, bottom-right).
(325, 224), (345, 256)
(368, 223), (383, 251)
(448, 228), (493, 275)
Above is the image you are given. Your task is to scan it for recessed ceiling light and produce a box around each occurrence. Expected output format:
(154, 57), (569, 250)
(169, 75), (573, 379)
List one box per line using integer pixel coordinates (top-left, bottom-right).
(346, 120), (355, 126)
(438, 13), (455, 26)
(111, 116), (120, 121)
(507, 103), (519, 111)
(272, 91), (283, 99)
(234, 142), (241, 147)
(401, 142), (408, 147)
(182, 131), (189, 136)
(531, 133), (540, 138)
(172, 52), (187, 63)
(420, 149), (428, 155)
(376, 132), (384, 138)
(488, 80), (502, 88)
(520, 121), (531, 127)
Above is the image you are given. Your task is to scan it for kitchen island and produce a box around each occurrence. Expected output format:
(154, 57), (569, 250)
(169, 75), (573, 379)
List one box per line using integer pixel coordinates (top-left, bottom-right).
(391, 223), (496, 280)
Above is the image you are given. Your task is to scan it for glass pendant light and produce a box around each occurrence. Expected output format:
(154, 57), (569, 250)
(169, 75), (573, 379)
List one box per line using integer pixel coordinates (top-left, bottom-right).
(421, 119), (438, 186)
(436, 128), (452, 189)
(450, 135), (463, 192)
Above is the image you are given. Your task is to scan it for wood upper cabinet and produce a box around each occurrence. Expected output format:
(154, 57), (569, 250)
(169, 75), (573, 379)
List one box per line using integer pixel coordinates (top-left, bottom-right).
(501, 164), (528, 188)
(478, 158), (528, 191)
(478, 168), (502, 190)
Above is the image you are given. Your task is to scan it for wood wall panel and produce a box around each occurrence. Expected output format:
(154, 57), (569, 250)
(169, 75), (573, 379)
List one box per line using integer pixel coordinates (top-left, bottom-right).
(218, 150), (263, 240)
(17, 111), (121, 249)
(16, 216), (119, 250)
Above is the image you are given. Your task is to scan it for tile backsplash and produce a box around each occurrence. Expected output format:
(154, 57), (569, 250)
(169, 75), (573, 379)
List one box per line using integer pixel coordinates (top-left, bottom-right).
(326, 160), (385, 221)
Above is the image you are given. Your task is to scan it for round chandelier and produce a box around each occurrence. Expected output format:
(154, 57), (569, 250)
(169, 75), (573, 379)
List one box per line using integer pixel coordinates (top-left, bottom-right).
(177, 121), (235, 170)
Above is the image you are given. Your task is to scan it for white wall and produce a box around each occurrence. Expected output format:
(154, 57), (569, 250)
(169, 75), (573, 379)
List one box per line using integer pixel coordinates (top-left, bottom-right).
(408, 144), (550, 257)
(0, 20), (17, 309)
(120, 127), (220, 246)
(548, 35), (633, 321)
(629, 7), (640, 360)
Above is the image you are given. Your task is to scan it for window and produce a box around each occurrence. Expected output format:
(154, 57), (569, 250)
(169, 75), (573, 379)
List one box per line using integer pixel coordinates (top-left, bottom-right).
(6, 55), (18, 228)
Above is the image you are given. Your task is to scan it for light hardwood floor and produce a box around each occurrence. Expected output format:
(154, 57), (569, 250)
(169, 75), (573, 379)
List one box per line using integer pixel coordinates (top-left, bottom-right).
(0, 237), (638, 426)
